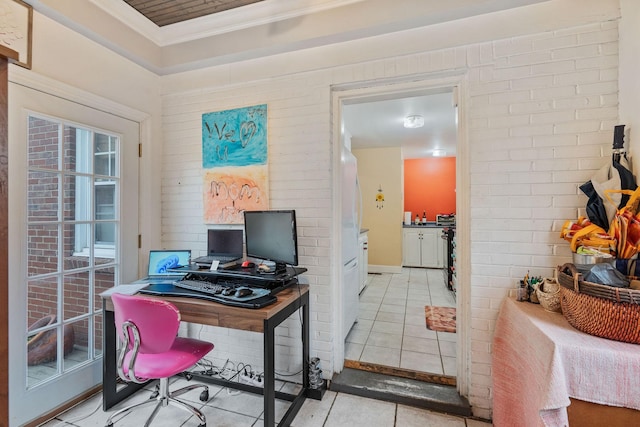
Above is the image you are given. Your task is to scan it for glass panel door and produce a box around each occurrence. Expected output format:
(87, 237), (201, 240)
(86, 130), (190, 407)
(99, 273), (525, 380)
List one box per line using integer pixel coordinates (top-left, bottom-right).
(26, 118), (118, 387)
(9, 84), (139, 426)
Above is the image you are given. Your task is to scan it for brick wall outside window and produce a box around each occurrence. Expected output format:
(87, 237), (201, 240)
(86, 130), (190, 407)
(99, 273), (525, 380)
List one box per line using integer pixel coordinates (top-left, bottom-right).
(26, 117), (112, 350)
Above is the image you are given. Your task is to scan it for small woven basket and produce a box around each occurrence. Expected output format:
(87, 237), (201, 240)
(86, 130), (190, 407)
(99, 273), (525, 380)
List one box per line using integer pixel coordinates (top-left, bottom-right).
(556, 263), (640, 344)
(535, 278), (561, 313)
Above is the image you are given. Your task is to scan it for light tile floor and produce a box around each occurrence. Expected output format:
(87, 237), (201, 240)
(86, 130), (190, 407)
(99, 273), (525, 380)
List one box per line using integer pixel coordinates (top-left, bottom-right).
(39, 268), (478, 427)
(40, 377), (492, 426)
(346, 267), (457, 376)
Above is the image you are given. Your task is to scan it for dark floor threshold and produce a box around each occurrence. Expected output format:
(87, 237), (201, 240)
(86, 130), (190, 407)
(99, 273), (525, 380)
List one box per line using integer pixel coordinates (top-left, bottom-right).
(330, 368), (471, 417)
(344, 359), (456, 386)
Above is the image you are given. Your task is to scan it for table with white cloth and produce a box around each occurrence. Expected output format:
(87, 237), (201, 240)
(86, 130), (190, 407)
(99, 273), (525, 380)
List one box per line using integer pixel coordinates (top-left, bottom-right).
(492, 296), (640, 427)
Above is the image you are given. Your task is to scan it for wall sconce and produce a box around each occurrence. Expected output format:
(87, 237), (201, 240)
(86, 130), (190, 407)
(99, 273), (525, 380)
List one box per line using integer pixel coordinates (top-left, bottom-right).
(404, 115), (424, 129)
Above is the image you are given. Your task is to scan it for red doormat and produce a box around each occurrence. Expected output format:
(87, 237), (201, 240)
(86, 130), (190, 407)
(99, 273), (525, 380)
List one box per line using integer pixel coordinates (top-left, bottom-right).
(425, 306), (456, 333)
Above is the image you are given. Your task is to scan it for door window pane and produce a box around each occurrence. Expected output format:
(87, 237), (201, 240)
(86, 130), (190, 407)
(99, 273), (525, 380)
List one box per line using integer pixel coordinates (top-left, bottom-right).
(28, 117), (59, 170)
(64, 126), (91, 173)
(63, 271), (90, 320)
(28, 171), (59, 221)
(64, 318), (88, 371)
(27, 326), (58, 387)
(94, 133), (117, 177)
(65, 223), (90, 269)
(95, 181), (116, 246)
(27, 224), (59, 277)
(95, 248), (115, 266)
(94, 267), (114, 309)
(65, 174), (91, 222)
(26, 114), (121, 388)
(27, 277), (58, 329)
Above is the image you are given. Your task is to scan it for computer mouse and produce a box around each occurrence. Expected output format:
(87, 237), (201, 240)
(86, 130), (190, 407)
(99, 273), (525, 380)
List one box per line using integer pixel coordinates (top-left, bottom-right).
(222, 288), (235, 296)
(241, 260), (255, 268)
(235, 288), (253, 298)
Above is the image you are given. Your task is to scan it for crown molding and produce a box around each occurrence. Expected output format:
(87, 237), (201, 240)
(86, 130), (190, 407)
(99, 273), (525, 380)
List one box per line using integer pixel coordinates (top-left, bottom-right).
(90, 0), (364, 47)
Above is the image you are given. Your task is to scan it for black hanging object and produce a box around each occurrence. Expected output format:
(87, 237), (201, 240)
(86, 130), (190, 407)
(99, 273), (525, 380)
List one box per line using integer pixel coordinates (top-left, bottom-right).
(610, 124), (637, 208)
(579, 180), (609, 229)
(613, 124), (625, 150)
(612, 124), (626, 165)
(581, 124), (637, 227)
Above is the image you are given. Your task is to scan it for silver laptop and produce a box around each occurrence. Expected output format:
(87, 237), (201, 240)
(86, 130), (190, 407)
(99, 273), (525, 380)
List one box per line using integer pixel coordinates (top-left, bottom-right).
(140, 249), (191, 284)
(194, 229), (243, 267)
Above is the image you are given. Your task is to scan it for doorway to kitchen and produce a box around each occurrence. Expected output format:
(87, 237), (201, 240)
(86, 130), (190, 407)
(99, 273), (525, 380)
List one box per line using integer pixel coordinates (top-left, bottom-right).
(332, 73), (469, 398)
(346, 267), (457, 382)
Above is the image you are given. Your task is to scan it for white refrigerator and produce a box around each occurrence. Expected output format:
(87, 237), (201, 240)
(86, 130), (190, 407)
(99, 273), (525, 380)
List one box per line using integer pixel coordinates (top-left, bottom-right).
(341, 145), (360, 340)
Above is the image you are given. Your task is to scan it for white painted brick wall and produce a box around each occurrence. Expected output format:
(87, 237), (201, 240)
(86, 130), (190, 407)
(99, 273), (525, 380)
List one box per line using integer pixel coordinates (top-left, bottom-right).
(465, 20), (618, 420)
(161, 18), (618, 421)
(162, 72), (333, 384)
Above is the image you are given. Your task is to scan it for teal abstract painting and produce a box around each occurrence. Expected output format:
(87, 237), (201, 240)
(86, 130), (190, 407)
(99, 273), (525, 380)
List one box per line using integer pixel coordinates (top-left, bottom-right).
(202, 104), (267, 168)
(202, 104), (269, 224)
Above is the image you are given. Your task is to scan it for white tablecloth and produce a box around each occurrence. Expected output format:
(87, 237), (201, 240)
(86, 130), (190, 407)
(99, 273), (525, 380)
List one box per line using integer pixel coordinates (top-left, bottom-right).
(492, 297), (640, 427)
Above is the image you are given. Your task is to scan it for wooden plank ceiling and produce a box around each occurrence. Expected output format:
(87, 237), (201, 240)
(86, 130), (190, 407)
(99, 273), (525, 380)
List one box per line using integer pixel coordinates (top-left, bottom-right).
(123, 0), (265, 27)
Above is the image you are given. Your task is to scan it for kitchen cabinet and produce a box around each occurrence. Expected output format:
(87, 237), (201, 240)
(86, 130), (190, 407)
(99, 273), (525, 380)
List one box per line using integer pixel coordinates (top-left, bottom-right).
(403, 227), (445, 268)
(358, 231), (368, 293)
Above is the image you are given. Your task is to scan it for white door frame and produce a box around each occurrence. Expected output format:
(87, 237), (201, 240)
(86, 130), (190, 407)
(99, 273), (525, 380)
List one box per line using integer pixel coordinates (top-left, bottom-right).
(330, 70), (470, 397)
(8, 68), (149, 425)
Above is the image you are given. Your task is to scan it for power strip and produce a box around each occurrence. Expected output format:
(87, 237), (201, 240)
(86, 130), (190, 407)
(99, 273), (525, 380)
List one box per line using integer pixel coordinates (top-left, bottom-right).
(239, 371), (263, 387)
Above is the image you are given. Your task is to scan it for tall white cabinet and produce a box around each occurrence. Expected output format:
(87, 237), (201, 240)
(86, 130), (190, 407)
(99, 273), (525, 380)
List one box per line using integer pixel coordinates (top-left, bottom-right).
(402, 227), (445, 268)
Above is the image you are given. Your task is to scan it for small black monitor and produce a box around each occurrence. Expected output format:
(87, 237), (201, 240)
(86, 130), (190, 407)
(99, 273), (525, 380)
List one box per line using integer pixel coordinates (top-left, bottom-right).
(244, 210), (299, 270)
(207, 229), (243, 257)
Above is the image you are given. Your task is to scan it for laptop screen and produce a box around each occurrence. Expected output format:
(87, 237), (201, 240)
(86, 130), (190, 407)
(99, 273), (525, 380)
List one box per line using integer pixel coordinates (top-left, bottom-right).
(147, 250), (191, 276)
(207, 229), (243, 257)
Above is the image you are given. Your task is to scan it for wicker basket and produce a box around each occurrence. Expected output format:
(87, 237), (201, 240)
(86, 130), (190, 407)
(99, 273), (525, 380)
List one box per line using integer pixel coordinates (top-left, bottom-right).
(535, 278), (562, 313)
(556, 263), (640, 344)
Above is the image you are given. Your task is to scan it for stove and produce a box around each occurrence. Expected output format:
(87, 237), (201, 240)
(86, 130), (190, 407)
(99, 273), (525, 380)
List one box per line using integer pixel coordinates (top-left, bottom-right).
(441, 227), (456, 293)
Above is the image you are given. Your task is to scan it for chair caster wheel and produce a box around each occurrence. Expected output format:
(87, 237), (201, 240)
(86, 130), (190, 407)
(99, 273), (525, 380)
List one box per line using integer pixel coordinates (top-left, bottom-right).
(199, 389), (209, 401)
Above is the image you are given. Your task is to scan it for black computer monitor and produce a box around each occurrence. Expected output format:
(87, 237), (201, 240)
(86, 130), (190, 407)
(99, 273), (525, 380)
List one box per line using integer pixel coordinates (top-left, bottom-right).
(244, 210), (299, 270)
(207, 229), (243, 256)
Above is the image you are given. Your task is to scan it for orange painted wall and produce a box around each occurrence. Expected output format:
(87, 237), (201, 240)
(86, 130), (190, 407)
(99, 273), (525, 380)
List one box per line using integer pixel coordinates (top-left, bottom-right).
(404, 158), (456, 221)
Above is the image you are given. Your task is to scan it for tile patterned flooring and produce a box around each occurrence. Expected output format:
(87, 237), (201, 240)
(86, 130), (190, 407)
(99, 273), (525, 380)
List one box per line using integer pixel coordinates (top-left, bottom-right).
(41, 377), (492, 426)
(346, 267), (457, 376)
(40, 268), (487, 427)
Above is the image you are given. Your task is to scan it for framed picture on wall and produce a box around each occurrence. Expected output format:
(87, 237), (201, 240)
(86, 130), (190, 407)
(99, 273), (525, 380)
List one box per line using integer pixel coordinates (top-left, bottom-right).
(0, 0), (33, 69)
(201, 104), (269, 224)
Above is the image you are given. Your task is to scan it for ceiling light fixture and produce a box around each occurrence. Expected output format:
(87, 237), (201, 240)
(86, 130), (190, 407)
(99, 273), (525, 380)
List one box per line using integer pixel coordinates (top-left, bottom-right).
(403, 115), (424, 129)
(433, 149), (445, 157)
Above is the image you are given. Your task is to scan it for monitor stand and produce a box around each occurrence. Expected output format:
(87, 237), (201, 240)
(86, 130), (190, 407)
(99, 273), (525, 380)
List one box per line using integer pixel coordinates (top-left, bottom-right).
(176, 263), (307, 287)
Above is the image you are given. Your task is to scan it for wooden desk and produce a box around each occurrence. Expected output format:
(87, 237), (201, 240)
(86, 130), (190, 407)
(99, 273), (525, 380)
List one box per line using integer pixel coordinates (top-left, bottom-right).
(102, 284), (310, 427)
(492, 297), (640, 427)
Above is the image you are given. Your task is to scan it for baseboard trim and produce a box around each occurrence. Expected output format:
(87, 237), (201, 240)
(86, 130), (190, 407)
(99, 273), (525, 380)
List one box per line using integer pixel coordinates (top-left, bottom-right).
(368, 265), (403, 274)
(24, 385), (103, 427)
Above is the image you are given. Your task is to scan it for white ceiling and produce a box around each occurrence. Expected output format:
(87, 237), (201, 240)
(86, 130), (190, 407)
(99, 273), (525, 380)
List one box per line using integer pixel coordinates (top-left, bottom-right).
(343, 90), (457, 159)
(32, 0), (550, 74)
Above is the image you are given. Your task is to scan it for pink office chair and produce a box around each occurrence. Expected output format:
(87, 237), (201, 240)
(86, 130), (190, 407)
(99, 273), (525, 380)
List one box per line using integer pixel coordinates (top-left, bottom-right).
(105, 293), (214, 427)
